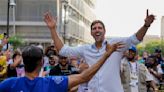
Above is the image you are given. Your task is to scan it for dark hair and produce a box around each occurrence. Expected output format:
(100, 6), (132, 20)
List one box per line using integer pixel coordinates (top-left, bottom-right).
(155, 48), (161, 53)
(22, 46), (43, 73)
(91, 20), (106, 31)
(12, 50), (21, 60)
(45, 45), (57, 56)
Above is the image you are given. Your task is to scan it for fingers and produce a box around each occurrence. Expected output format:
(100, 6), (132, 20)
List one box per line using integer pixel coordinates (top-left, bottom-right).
(145, 9), (155, 19)
(117, 44), (125, 49)
(146, 9), (149, 17)
(115, 42), (125, 48)
(114, 42), (125, 52)
(44, 12), (52, 22)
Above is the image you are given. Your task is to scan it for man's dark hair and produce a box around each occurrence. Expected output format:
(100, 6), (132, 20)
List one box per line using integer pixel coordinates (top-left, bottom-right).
(22, 46), (43, 73)
(91, 20), (106, 31)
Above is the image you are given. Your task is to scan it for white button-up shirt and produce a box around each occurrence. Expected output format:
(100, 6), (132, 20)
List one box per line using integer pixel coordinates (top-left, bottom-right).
(59, 34), (140, 92)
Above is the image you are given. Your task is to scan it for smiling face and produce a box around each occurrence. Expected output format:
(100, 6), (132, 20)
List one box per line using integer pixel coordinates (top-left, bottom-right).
(127, 50), (136, 61)
(59, 56), (68, 67)
(91, 20), (106, 43)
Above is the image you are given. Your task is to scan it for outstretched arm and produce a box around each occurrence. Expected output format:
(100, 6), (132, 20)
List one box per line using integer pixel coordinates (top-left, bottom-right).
(44, 12), (64, 52)
(68, 42), (124, 89)
(136, 9), (155, 41)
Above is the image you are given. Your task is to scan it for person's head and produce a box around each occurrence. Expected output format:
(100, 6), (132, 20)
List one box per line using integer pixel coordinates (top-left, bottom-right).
(142, 51), (149, 59)
(145, 55), (157, 68)
(45, 45), (57, 57)
(154, 48), (162, 58)
(127, 46), (137, 61)
(58, 55), (68, 67)
(91, 20), (106, 43)
(48, 55), (58, 66)
(22, 46), (43, 73)
(12, 50), (22, 64)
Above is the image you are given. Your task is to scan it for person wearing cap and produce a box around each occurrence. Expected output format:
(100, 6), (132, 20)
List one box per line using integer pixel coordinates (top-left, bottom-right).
(121, 46), (158, 92)
(0, 42), (122, 92)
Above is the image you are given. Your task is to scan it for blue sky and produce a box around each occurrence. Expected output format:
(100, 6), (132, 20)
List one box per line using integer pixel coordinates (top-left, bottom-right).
(95, 0), (164, 37)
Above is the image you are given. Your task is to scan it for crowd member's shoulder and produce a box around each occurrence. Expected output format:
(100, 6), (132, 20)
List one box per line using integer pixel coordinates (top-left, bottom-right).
(138, 62), (147, 71)
(0, 77), (18, 89)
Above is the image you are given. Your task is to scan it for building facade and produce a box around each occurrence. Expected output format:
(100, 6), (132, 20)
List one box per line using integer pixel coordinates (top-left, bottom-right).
(0, 0), (96, 47)
(161, 16), (164, 53)
(161, 16), (164, 41)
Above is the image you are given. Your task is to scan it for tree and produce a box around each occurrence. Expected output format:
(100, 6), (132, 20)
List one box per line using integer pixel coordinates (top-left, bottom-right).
(137, 40), (164, 56)
(144, 40), (161, 54)
(8, 35), (24, 50)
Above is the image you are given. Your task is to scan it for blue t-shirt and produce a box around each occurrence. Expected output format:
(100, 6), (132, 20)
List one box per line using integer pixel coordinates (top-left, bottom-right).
(0, 76), (68, 92)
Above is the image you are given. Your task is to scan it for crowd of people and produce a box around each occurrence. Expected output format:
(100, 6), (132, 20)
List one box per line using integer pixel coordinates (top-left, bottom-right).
(0, 9), (163, 92)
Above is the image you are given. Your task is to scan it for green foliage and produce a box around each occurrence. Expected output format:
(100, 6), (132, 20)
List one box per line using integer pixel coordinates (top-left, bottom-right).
(144, 40), (161, 54)
(8, 35), (24, 50)
(136, 44), (145, 56)
(137, 40), (164, 56)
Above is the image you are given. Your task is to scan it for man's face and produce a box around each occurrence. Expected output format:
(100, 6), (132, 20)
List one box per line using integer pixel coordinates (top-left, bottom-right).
(49, 56), (58, 66)
(128, 50), (136, 60)
(59, 57), (68, 67)
(91, 23), (105, 42)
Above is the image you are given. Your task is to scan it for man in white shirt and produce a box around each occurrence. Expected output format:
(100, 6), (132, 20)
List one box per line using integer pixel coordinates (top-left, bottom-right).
(44, 10), (155, 92)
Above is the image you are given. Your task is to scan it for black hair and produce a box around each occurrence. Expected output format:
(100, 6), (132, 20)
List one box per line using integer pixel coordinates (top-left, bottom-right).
(155, 48), (161, 53)
(22, 45), (43, 73)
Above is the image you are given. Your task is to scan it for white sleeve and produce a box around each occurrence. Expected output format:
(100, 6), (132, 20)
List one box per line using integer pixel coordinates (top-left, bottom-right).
(157, 65), (163, 74)
(109, 34), (140, 52)
(59, 45), (85, 58)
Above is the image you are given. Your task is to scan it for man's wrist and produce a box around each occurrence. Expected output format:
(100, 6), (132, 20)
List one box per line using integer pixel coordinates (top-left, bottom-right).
(144, 24), (150, 28)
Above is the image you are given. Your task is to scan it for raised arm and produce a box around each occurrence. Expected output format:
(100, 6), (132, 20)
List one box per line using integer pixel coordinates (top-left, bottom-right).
(136, 9), (155, 41)
(44, 12), (64, 52)
(68, 42), (124, 89)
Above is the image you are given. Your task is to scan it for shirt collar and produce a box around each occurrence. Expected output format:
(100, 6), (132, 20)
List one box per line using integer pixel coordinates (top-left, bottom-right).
(91, 39), (108, 49)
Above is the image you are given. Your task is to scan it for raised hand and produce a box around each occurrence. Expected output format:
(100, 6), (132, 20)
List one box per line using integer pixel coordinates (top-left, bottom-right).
(144, 9), (155, 27)
(14, 55), (22, 65)
(44, 12), (57, 30)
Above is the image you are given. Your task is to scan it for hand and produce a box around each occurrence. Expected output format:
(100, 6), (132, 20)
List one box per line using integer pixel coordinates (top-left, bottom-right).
(78, 59), (89, 73)
(44, 12), (57, 30)
(14, 55), (22, 66)
(106, 42), (125, 54)
(144, 9), (155, 27)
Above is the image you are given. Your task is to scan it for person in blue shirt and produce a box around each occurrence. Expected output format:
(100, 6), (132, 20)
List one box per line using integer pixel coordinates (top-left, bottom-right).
(0, 42), (123, 92)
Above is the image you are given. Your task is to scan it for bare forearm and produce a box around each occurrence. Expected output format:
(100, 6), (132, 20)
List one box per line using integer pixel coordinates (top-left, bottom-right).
(136, 24), (149, 41)
(68, 52), (111, 89)
(150, 81), (158, 91)
(49, 28), (64, 52)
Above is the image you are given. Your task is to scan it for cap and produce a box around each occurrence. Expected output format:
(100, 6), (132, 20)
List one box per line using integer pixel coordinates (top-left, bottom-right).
(129, 46), (137, 52)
